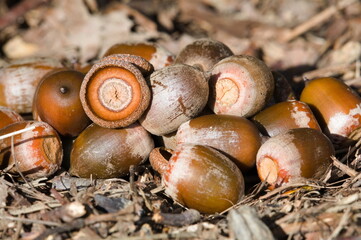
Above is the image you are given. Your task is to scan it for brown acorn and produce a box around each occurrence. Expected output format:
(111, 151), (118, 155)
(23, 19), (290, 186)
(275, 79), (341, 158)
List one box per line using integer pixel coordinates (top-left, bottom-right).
(33, 69), (91, 137)
(208, 55), (274, 118)
(139, 64), (209, 136)
(174, 38), (233, 72)
(176, 114), (262, 172)
(300, 77), (361, 146)
(80, 57), (151, 128)
(252, 100), (321, 137)
(0, 106), (24, 129)
(0, 121), (63, 179)
(103, 42), (174, 70)
(69, 122), (154, 179)
(256, 128), (334, 189)
(0, 57), (63, 113)
(149, 144), (245, 214)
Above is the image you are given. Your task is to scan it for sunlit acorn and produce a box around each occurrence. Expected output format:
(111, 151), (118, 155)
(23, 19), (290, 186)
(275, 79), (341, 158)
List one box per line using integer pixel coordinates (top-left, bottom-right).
(256, 128), (334, 189)
(174, 38), (233, 72)
(0, 121), (63, 179)
(0, 57), (63, 113)
(33, 69), (91, 137)
(0, 106), (24, 129)
(252, 100), (321, 137)
(208, 55), (274, 118)
(139, 64), (209, 136)
(300, 77), (361, 146)
(103, 42), (175, 70)
(149, 144), (245, 214)
(80, 57), (151, 128)
(69, 122), (154, 179)
(176, 114), (262, 172)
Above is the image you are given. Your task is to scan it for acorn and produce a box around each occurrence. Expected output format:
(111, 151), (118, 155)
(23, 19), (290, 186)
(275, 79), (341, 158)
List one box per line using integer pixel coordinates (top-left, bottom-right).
(252, 100), (321, 137)
(256, 128), (334, 189)
(103, 42), (175, 70)
(0, 57), (63, 113)
(33, 69), (91, 137)
(149, 144), (245, 214)
(300, 77), (361, 146)
(176, 114), (262, 172)
(139, 64), (209, 136)
(69, 122), (154, 179)
(208, 55), (274, 118)
(0, 106), (24, 129)
(174, 38), (233, 72)
(80, 56), (151, 128)
(0, 121), (63, 179)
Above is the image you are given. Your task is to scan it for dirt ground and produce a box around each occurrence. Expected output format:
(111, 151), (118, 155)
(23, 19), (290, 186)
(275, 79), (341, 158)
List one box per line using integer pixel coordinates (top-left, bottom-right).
(0, 0), (361, 239)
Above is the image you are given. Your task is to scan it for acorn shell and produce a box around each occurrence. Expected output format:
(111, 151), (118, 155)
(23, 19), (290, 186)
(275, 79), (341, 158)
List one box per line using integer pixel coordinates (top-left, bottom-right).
(0, 57), (63, 113)
(69, 122), (154, 179)
(208, 55), (274, 117)
(150, 144), (245, 214)
(252, 100), (321, 137)
(0, 106), (24, 129)
(300, 77), (361, 145)
(0, 121), (63, 179)
(80, 58), (151, 128)
(256, 128), (334, 189)
(176, 114), (262, 172)
(33, 69), (91, 137)
(139, 64), (209, 136)
(174, 38), (233, 72)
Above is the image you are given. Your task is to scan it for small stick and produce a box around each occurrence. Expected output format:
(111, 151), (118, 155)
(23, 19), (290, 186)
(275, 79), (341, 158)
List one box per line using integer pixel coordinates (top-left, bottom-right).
(0, 126), (36, 140)
(0, 215), (61, 227)
(152, 209), (201, 227)
(331, 156), (358, 177)
(280, 0), (358, 42)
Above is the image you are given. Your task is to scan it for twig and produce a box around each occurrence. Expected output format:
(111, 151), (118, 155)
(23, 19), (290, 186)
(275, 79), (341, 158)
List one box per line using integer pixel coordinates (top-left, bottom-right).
(0, 126), (35, 140)
(280, 0), (358, 42)
(152, 209), (201, 227)
(327, 207), (351, 240)
(0, 0), (49, 30)
(331, 156), (358, 177)
(0, 215), (61, 227)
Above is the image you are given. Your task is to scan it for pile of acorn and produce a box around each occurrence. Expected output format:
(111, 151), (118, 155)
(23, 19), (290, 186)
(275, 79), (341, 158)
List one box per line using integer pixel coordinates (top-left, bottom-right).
(0, 38), (360, 214)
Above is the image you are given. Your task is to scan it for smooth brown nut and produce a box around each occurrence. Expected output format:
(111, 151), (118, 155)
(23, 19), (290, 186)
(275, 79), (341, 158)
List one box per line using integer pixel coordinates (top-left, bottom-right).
(0, 57), (63, 113)
(176, 114), (262, 172)
(0, 121), (63, 179)
(256, 128), (334, 189)
(103, 42), (174, 70)
(33, 69), (91, 137)
(208, 55), (274, 118)
(69, 122), (154, 179)
(252, 100), (321, 137)
(300, 77), (361, 146)
(0, 106), (24, 129)
(149, 144), (245, 214)
(175, 38), (233, 72)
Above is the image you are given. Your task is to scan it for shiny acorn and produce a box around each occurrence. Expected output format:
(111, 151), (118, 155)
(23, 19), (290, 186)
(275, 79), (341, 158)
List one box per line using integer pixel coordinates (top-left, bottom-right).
(69, 122), (154, 179)
(0, 106), (24, 129)
(149, 144), (245, 214)
(139, 64), (209, 136)
(252, 100), (321, 137)
(300, 77), (361, 146)
(174, 38), (233, 72)
(0, 57), (63, 113)
(103, 42), (174, 70)
(208, 55), (274, 118)
(33, 69), (91, 137)
(256, 128), (334, 189)
(0, 121), (63, 179)
(176, 114), (262, 172)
